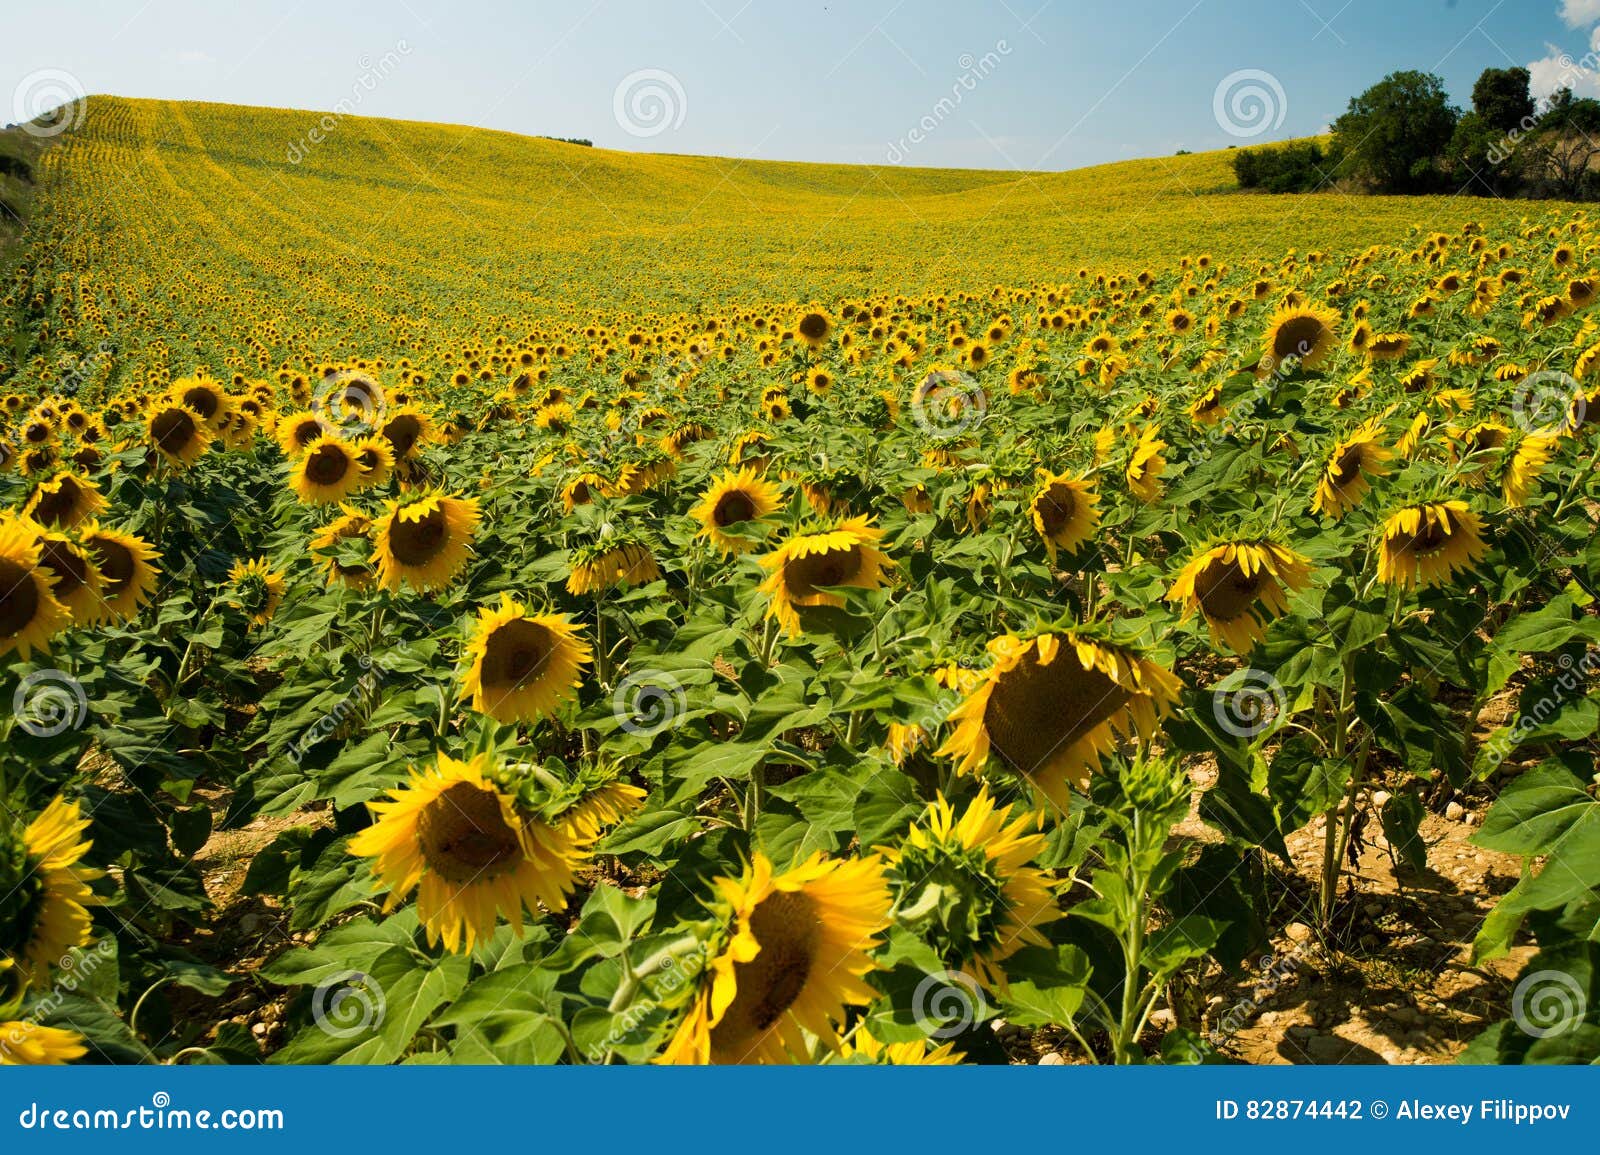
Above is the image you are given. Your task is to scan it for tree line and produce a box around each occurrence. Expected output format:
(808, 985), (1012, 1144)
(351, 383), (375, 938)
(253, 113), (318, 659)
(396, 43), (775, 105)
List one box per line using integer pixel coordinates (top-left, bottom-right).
(1233, 67), (1600, 200)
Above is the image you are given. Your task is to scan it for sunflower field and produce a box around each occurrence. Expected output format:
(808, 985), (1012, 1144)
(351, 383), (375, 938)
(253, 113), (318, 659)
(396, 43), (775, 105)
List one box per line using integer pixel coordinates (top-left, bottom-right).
(2, 95), (1600, 1068)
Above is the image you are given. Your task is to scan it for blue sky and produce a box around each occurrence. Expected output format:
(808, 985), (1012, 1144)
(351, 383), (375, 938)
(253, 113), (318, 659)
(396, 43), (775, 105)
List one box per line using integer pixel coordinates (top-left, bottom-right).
(8, 0), (1600, 170)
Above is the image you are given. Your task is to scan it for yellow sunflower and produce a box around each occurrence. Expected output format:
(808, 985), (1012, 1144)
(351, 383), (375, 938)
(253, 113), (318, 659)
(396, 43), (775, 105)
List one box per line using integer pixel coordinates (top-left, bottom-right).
(290, 435), (362, 505)
(77, 521), (161, 622)
(22, 472), (106, 530)
(758, 516), (892, 636)
(351, 435), (396, 487)
(1503, 434), (1557, 508)
(1377, 501), (1487, 589)
(371, 492), (480, 592)
(1260, 303), (1339, 375)
(0, 518), (71, 658)
(0, 1020), (87, 1066)
(660, 852), (891, 1065)
(883, 784), (1058, 989)
(32, 529), (105, 625)
(274, 412), (334, 458)
(309, 505), (375, 588)
(2, 796), (100, 989)
(938, 629), (1182, 811)
(227, 557), (286, 627)
(566, 539), (662, 596)
(1165, 540), (1313, 653)
(145, 401), (213, 466)
(689, 467), (782, 556)
(1311, 421), (1392, 519)
(348, 752), (585, 953)
(836, 1028), (964, 1065)
(1028, 472), (1100, 563)
(1125, 425), (1168, 503)
(460, 594), (591, 724)
(377, 406), (434, 461)
(794, 309), (833, 350)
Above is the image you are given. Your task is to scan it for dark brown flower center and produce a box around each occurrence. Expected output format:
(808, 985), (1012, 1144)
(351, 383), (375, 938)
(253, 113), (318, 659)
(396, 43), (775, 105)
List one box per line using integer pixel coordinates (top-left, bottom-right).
(482, 618), (552, 688)
(151, 409), (198, 454)
(710, 890), (819, 1057)
(1193, 557), (1267, 623)
(0, 558), (41, 639)
(781, 545), (862, 597)
(1272, 316), (1326, 361)
(390, 505), (447, 565)
(714, 489), (758, 527)
(982, 646), (1131, 778)
(305, 444), (351, 487)
(418, 782), (522, 884)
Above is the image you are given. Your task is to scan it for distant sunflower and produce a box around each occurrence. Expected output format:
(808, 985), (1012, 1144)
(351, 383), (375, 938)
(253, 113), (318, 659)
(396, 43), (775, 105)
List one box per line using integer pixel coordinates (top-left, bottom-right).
(78, 521), (161, 622)
(1028, 472), (1100, 563)
(558, 774), (648, 842)
(1311, 421), (1392, 519)
(145, 401), (213, 466)
(1165, 540), (1313, 653)
(1377, 501), (1487, 589)
(1364, 331), (1411, 361)
(22, 472), (105, 529)
(938, 629), (1181, 811)
(290, 435), (362, 504)
(32, 530), (104, 625)
(690, 467), (781, 556)
(1260, 303), (1338, 374)
(758, 516), (892, 636)
(371, 492), (480, 592)
(1, 796), (100, 989)
(460, 594), (591, 724)
(348, 752), (584, 953)
(660, 852), (891, 1065)
(1125, 425), (1168, 503)
(0, 518), (71, 658)
(883, 784), (1058, 989)
(227, 557), (286, 627)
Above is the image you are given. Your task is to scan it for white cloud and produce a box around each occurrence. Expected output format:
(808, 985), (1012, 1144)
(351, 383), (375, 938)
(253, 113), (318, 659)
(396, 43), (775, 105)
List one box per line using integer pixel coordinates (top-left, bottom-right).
(1528, 40), (1600, 100)
(1563, 0), (1600, 27)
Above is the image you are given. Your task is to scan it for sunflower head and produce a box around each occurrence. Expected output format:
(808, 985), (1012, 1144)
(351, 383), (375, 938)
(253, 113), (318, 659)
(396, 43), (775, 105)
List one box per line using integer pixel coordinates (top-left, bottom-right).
(1260, 303), (1338, 376)
(1311, 422), (1391, 520)
(1377, 500), (1487, 589)
(461, 595), (592, 724)
(1165, 540), (1313, 653)
(145, 401), (213, 466)
(937, 628), (1182, 812)
(757, 516), (892, 636)
(77, 521), (161, 622)
(372, 492), (480, 592)
(1029, 472), (1100, 563)
(291, 435), (362, 504)
(21, 472), (105, 530)
(309, 505), (375, 588)
(227, 557), (286, 626)
(0, 517), (71, 659)
(691, 467), (782, 556)
(0, 796), (98, 989)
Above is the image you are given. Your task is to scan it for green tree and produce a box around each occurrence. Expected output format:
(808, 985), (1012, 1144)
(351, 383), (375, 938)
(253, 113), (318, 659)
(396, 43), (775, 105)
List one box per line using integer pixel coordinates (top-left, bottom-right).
(1330, 70), (1458, 193)
(1471, 66), (1535, 133)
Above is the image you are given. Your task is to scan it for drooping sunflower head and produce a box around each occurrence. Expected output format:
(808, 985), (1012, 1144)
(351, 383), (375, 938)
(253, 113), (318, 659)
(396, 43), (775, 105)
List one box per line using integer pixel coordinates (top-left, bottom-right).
(1125, 425), (1168, 503)
(145, 400), (213, 467)
(309, 505), (375, 588)
(0, 517), (71, 659)
(1377, 500), (1487, 590)
(348, 752), (585, 953)
(883, 784), (1058, 988)
(690, 467), (782, 556)
(227, 557), (286, 627)
(21, 472), (106, 530)
(1260, 303), (1339, 375)
(1028, 472), (1100, 563)
(757, 515), (892, 636)
(660, 852), (891, 1065)
(937, 628), (1182, 812)
(371, 492), (480, 592)
(0, 796), (99, 989)
(565, 536), (662, 596)
(1311, 421), (1392, 520)
(76, 521), (161, 623)
(290, 435), (362, 505)
(1165, 539), (1313, 653)
(460, 594), (592, 725)
(1502, 433), (1557, 509)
